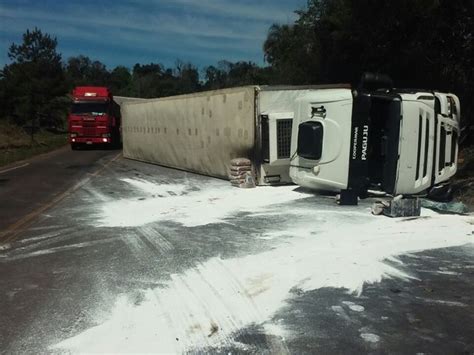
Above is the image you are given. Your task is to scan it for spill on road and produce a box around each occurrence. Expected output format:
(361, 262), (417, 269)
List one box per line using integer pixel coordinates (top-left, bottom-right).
(51, 179), (473, 353)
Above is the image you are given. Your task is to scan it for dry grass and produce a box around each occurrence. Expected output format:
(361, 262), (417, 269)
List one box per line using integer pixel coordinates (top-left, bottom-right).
(0, 122), (67, 167)
(0, 122), (32, 149)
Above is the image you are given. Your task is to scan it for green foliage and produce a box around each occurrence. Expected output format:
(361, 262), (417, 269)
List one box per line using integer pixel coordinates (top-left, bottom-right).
(8, 27), (61, 64)
(263, 0), (474, 129)
(174, 60), (200, 94)
(264, 24), (317, 84)
(203, 60), (273, 90)
(2, 28), (68, 127)
(109, 66), (133, 96)
(0, 120), (67, 167)
(132, 63), (168, 97)
(2, 11), (472, 137)
(65, 55), (110, 88)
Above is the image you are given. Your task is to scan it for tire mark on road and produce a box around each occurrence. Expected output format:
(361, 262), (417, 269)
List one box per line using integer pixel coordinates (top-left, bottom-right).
(121, 230), (161, 261)
(138, 225), (174, 253)
(16, 227), (77, 247)
(3, 237), (117, 261)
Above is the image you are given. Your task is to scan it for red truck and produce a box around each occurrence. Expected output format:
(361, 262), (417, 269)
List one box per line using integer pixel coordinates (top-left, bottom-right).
(69, 86), (121, 149)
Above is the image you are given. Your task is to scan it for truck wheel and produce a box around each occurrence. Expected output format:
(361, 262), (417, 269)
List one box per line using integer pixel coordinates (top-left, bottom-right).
(71, 143), (80, 150)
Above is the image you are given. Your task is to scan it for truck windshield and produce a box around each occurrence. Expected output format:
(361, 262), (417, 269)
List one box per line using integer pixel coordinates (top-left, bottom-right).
(71, 103), (108, 115)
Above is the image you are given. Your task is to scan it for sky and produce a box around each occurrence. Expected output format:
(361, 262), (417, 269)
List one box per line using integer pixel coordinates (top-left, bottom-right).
(0, 0), (307, 71)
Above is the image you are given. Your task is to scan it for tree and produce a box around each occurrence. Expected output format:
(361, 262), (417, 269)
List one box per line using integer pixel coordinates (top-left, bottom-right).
(131, 62), (164, 97)
(174, 60), (200, 94)
(65, 55), (110, 88)
(263, 0), (474, 132)
(2, 28), (67, 127)
(8, 27), (62, 64)
(263, 22), (319, 84)
(203, 60), (272, 90)
(129, 61), (202, 98)
(89, 60), (110, 86)
(109, 66), (132, 96)
(65, 55), (92, 87)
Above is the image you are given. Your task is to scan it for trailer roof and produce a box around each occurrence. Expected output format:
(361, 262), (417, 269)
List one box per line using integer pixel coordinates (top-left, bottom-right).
(259, 84), (351, 91)
(119, 84), (352, 106)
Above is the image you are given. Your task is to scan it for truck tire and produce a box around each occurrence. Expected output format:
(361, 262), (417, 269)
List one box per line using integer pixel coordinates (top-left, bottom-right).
(71, 143), (80, 150)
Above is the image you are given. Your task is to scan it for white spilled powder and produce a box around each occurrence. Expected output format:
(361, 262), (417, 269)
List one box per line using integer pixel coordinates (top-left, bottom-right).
(0, 243), (11, 251)
(53, 207), (473, 353)
(415, 297), (467, 307)
(97, 180), (311, 227)
(342, 301), (365, 312)
(360, 333), (381, 343)
(121, 178), (188, 197)
(349, 304), (365, 312)
(436, 270), (460, 276)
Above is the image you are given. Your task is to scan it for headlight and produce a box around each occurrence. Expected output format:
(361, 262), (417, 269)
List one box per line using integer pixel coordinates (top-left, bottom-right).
(70, 133), (77, 138)
(102, 133), (111, 138)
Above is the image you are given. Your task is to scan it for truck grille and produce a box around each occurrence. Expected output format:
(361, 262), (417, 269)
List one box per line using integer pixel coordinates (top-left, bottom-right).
(83, 128), (97, 137)
(415, 113), (430, 180)
(277, 119), (292, 159)
(438, 124), (446, 173)
(438, 124), (457, 173)
(261, 116), (269, 163)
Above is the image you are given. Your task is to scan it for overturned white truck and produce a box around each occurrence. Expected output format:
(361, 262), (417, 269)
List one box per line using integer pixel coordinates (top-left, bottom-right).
(290, 76), (460, 202)
(121, 85), (347, 185)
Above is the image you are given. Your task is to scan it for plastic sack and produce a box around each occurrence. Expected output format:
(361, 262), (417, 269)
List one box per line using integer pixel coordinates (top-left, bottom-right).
(230, 158), (252, 166)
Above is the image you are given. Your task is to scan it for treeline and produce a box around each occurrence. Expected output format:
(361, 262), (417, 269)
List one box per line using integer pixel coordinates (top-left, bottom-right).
(0, 0), (473, 136)
(264, 0), (473, 134)
(0, 28), (274, 128)
(64, 57), (274, 98)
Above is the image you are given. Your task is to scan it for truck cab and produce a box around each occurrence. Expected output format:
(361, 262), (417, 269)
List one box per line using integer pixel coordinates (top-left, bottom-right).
(289, 86), (460, 198)
(69, 86), (121, 149)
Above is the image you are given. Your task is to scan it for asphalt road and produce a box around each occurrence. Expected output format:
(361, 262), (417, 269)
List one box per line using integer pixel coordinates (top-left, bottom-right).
(0, 154), (473, 354)
(0, 146), (120, 239)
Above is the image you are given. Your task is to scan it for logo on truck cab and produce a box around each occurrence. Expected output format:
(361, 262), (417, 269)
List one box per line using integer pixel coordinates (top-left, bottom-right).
(361, 125), (369, 160)
(352, 125), (369, 160)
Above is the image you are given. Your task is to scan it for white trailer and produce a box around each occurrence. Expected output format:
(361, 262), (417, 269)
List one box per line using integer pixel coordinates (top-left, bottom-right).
(121, 85), (348, 185)
(289, 85), (460, 199)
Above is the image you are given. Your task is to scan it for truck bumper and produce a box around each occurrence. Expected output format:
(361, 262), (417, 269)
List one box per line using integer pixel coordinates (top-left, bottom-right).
(70, 137), (111, 145)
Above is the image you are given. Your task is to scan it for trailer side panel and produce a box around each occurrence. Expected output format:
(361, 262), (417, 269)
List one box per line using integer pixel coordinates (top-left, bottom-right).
(121, 87), (256, 179)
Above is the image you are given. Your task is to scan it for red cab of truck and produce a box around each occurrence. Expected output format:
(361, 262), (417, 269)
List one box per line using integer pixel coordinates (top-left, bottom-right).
(69, 86), (121, 149)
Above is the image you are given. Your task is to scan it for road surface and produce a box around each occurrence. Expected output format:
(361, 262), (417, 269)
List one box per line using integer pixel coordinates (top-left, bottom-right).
(0, 154), (473, 354)
(0, 146), (120, 238)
